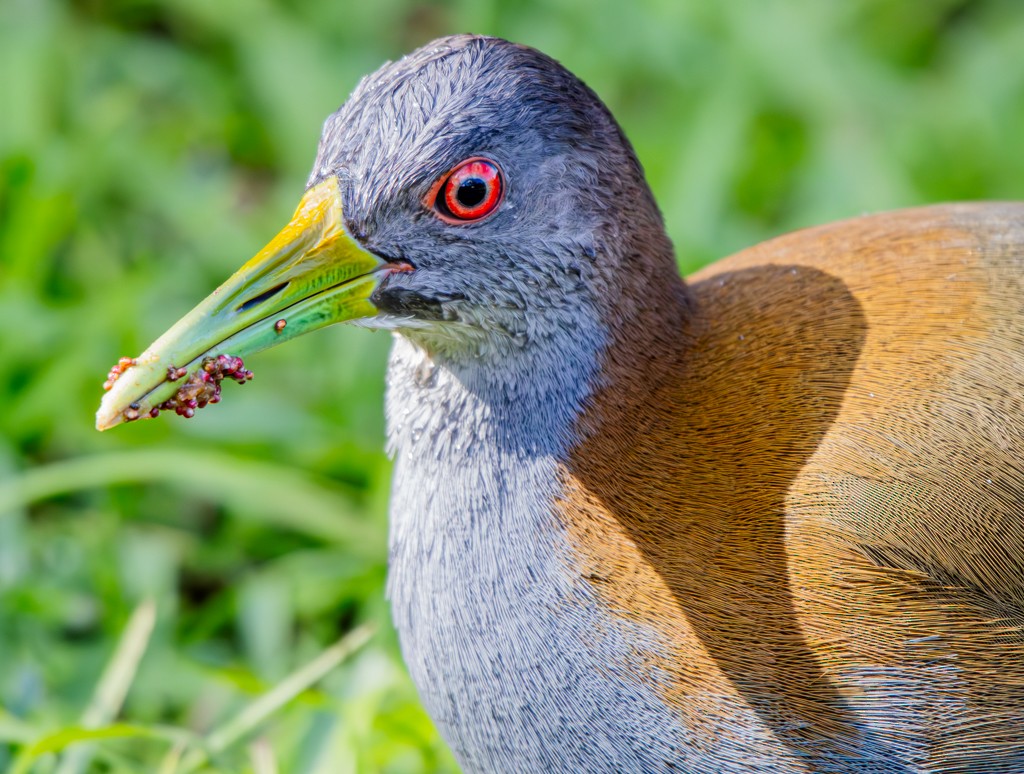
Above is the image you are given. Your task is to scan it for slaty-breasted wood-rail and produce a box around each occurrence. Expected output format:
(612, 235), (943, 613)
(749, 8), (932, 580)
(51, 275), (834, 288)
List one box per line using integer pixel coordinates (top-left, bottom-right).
(97, 34), (1024, 773)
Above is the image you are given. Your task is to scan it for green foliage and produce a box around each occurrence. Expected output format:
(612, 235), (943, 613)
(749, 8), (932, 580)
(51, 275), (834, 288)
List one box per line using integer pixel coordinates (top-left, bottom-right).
(2, 0), (1024, 770)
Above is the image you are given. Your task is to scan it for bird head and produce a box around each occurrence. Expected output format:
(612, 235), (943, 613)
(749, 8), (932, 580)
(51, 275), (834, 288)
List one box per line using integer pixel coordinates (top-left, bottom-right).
(96, 35), (676, 430)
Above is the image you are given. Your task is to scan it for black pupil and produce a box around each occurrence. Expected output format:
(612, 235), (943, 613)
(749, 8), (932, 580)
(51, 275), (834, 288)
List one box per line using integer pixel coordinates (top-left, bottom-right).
(456, 178), (487, 208)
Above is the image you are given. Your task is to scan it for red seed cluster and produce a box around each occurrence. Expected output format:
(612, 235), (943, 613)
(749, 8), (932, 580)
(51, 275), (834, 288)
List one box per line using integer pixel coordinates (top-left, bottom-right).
(148, 355), (254, 421)
(103, 357), (138, 391)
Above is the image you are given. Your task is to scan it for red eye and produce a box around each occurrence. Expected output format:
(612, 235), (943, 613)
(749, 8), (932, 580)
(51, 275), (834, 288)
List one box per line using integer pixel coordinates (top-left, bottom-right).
(432, 158), (503, 222)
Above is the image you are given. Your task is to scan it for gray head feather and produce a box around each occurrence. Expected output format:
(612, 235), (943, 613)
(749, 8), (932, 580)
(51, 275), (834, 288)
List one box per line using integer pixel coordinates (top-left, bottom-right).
(308, 35), (676, 366)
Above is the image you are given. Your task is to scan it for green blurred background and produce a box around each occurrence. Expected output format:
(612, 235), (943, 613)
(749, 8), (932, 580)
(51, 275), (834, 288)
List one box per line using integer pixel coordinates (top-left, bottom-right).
(2, 0), (1024, 771)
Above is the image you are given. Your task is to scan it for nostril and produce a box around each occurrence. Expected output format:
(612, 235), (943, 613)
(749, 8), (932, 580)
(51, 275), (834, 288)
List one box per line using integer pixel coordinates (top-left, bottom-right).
(237, 282), (288, 313)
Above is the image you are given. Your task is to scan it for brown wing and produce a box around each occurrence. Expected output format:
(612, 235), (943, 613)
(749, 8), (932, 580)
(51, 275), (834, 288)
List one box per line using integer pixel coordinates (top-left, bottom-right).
(703, 203), (1024, 610)
(556, 203), (1024, 767)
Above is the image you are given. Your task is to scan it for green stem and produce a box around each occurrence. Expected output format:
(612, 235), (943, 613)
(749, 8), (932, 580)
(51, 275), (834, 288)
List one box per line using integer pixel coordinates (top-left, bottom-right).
(177, 624), (374, 772)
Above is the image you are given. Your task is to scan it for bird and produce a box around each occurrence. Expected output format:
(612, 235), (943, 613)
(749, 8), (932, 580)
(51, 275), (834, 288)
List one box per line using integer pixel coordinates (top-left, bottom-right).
(96, 34), (1024, 773)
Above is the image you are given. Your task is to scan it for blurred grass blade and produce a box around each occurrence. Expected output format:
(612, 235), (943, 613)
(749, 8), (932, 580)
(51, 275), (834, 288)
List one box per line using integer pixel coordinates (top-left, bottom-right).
(249, 737), (278, 774)
(11, 724), (184, 774)
(157, 740), (186, 774)
(178, 624), (374, 773)
(53, 599), (157, 774)
(0, 449), (385, 553)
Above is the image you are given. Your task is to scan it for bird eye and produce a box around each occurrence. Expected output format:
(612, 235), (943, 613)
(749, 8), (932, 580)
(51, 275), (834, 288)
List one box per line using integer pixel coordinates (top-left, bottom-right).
(432, 158), (503, 222)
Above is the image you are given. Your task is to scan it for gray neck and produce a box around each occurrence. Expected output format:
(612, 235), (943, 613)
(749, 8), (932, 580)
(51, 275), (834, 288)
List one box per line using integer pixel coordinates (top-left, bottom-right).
(384, 322), (599, 582)
(382, 322), (693, 773)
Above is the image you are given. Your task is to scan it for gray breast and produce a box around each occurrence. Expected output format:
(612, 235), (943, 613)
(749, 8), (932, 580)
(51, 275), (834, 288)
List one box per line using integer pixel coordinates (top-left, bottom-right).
(382, 332), (697, 773)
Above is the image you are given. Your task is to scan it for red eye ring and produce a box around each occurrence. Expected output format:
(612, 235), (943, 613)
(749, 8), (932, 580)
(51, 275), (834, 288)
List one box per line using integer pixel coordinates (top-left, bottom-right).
(430, 157), (503, 223)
